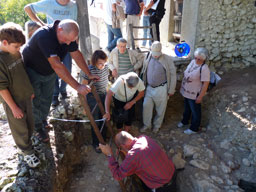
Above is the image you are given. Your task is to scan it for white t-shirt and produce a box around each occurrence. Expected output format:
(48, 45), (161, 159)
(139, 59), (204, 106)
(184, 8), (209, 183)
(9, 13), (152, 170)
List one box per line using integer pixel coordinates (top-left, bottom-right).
(103, 0), (117, 25)
(110, 74), (145, 102)
(30, 0), (77, 24)
(180, 59), (210, 100)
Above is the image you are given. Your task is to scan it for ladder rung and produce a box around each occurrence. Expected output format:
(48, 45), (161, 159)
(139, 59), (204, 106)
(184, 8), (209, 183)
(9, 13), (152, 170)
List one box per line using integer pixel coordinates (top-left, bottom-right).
(132, 26), (153, 29)
(134, 38), (153, 41)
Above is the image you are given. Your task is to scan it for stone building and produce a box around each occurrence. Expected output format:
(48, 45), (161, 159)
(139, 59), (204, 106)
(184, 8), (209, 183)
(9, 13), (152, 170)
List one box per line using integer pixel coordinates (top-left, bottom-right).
(161, 0), (256, 73)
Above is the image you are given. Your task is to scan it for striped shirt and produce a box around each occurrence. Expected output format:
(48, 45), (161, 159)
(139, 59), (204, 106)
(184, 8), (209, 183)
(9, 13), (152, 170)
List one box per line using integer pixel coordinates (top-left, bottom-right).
(118, 50), (134, 76)
(108, 135), (175, 189)
(82, 64), (109, 94)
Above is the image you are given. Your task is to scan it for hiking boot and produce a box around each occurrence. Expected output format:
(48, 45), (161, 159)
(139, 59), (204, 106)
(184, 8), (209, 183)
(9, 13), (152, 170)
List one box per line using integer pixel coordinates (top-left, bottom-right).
(152, 127), (160, 133)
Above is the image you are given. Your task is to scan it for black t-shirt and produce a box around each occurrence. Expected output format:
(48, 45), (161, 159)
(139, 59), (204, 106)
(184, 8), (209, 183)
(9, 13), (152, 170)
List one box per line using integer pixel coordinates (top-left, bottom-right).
(151, 0), (166, 19)
(22, 20), (78, 76)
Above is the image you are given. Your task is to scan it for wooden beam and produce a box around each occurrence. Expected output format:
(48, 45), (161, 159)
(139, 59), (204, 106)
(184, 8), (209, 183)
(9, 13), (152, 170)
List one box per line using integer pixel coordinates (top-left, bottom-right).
(77, 0), (93, 61)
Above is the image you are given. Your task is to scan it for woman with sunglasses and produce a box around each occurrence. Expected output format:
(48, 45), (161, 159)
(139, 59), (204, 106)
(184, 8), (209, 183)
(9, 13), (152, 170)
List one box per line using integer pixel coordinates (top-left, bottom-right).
(177, 48), (210, 135)
(82, 50), (109, 153)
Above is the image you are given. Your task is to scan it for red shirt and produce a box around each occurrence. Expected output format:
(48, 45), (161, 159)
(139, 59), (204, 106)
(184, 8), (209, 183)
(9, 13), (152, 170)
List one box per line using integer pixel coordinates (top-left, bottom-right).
(108, 135), (175, 189)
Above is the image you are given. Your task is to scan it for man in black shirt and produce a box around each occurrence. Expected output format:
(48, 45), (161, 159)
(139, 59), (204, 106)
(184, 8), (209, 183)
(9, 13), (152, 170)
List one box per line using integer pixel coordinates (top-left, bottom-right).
(23, 19), (97, 142)
(144, 0), (166, 41)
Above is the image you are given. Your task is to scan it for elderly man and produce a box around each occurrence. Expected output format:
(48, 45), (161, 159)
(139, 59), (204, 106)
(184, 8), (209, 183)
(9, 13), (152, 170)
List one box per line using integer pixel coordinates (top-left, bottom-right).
(99, 131), (177, 191)
(22, 19), (98, 142)
(24, 0), (77, 107)
(104, 72), (145, 131)
(108, 38), (144, 78)
(140, 41), (176, 133)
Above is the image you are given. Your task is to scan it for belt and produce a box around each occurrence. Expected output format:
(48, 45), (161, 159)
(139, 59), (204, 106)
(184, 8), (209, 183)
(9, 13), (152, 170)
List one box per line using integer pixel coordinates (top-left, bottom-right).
(150, 81), (167, 88)
(154, 170), (177, 191)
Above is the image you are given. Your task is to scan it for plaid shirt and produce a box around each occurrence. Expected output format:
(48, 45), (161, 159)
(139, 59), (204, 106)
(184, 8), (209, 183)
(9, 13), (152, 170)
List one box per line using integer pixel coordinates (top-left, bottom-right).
(108, 135), (175, 189)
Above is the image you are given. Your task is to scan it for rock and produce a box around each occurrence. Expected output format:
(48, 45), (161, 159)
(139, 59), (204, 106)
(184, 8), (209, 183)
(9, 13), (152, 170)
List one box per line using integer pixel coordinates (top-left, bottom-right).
(242, 96), (248, 102)
(237, 107), (246, 113)
(220, 162), (231, 173)
(242, 158), (251, 166)
(63, 131), (74, 142)
(1, 183), (22, 192)
(220, 140), (231, 150)
(172, 153), (186, 169)
(211, 175), (224, 184)
(0, 177), (13, 190)
(18, 167), (28, 177)
(169, 148), (175, 154)
(183, 145), (200, 157)
(189, 160), (209, 170)
(226, 179), (233, 185)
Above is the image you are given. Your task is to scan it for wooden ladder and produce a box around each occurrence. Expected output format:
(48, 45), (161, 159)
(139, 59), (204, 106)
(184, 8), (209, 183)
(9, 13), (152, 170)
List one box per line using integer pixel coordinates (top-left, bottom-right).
(129, 23), (157, 51)
(79, 82), (127, 192)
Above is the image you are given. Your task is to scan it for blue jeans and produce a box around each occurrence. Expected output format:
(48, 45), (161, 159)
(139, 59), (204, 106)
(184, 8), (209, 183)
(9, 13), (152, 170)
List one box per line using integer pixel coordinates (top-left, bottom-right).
(106, 24), (122, 51)
(53, 53), (72, 97)
(142, 16), (152, 46)
(26, 67), (56, 131)
(181, 98), (201, 132)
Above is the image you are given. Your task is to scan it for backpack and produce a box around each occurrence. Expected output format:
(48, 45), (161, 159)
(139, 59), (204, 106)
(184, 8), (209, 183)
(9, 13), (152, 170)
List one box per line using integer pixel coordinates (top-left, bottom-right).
(200, 64), (221, 92)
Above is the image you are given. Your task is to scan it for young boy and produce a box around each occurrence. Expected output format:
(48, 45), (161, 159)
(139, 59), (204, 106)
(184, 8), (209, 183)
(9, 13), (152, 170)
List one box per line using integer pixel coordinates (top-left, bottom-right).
(0, 22), (40, 168)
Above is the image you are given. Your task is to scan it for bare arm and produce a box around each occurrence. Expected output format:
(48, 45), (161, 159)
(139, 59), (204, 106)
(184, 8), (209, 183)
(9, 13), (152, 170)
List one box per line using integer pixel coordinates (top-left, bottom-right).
(144, 0), (155, 12)
(24, 5), (45, 26)
(0, 89), (23, 119)
(112, 3), (117, 12)
(48, 56), (91, 95)
(196, 81), (209, 104)
(103, 90), (114, 121)
(138, 2), (144, 16)
(124, 90), (144, 110)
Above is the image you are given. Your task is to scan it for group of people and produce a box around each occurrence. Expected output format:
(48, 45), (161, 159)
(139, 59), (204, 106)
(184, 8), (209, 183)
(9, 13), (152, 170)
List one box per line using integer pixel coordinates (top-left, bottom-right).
(104, 0), (166, 52)
(0, 0), (211, 191)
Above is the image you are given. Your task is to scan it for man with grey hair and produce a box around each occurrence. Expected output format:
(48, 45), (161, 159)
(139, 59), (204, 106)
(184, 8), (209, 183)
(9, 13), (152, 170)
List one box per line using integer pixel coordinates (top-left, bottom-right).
(108, 38), (144, 79)
(22, 19), (98, 142)
(104, 72), (145, 131)
(140, 41), (176, 133)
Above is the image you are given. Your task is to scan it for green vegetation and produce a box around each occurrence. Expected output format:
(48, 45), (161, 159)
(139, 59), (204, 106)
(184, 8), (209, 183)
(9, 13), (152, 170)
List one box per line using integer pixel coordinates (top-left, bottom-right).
(0, 0), (46, 27)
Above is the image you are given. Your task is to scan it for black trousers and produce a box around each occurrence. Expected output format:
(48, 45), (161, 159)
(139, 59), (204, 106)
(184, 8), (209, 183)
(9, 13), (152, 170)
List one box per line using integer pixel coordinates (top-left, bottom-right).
(149, 15), (162, 42)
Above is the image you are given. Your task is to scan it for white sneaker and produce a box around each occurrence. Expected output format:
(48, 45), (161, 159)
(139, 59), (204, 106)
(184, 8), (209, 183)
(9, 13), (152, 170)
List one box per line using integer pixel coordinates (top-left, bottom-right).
(184, 129), (196, 135)
(24, 153), (40, 168)
(140, 126), (149, 133)
(177, 122), (184, 128)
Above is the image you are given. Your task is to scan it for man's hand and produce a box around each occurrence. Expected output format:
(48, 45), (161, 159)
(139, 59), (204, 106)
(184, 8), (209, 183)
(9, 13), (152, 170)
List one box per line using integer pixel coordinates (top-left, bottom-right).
(88, 74), (100, 81)
(196, 97), (202, 104)
(124, 101), (135, 110)
(31, 94), (35, 100)
(11, 106), (24, 119)
(99, 144), (113, 156)
(103, 112), (111, 121)
(112, 69), (118, 78)
(76, 84), (91, 95)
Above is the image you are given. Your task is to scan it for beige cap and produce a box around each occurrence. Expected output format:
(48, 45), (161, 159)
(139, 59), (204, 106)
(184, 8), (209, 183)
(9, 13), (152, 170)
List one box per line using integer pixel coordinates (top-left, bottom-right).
(151, 41), (162, 57)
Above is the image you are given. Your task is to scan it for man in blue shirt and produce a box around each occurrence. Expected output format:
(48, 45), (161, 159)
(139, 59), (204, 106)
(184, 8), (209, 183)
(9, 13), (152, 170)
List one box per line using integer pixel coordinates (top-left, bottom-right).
(24, 0), (77, 107)
(124, 0), (144, 48)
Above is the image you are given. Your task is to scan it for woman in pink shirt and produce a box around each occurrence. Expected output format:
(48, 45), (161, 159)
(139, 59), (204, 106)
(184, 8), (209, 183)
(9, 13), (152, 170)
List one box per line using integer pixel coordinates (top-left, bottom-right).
(178, 48), (210, 135)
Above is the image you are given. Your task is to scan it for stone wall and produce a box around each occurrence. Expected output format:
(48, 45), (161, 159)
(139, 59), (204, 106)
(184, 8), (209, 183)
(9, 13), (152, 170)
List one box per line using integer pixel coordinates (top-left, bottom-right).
(195, 0), (256, 73)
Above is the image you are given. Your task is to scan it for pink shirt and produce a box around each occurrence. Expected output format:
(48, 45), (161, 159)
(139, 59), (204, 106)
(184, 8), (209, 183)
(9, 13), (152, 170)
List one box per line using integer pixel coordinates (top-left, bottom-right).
(180, 59), (210, 100)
